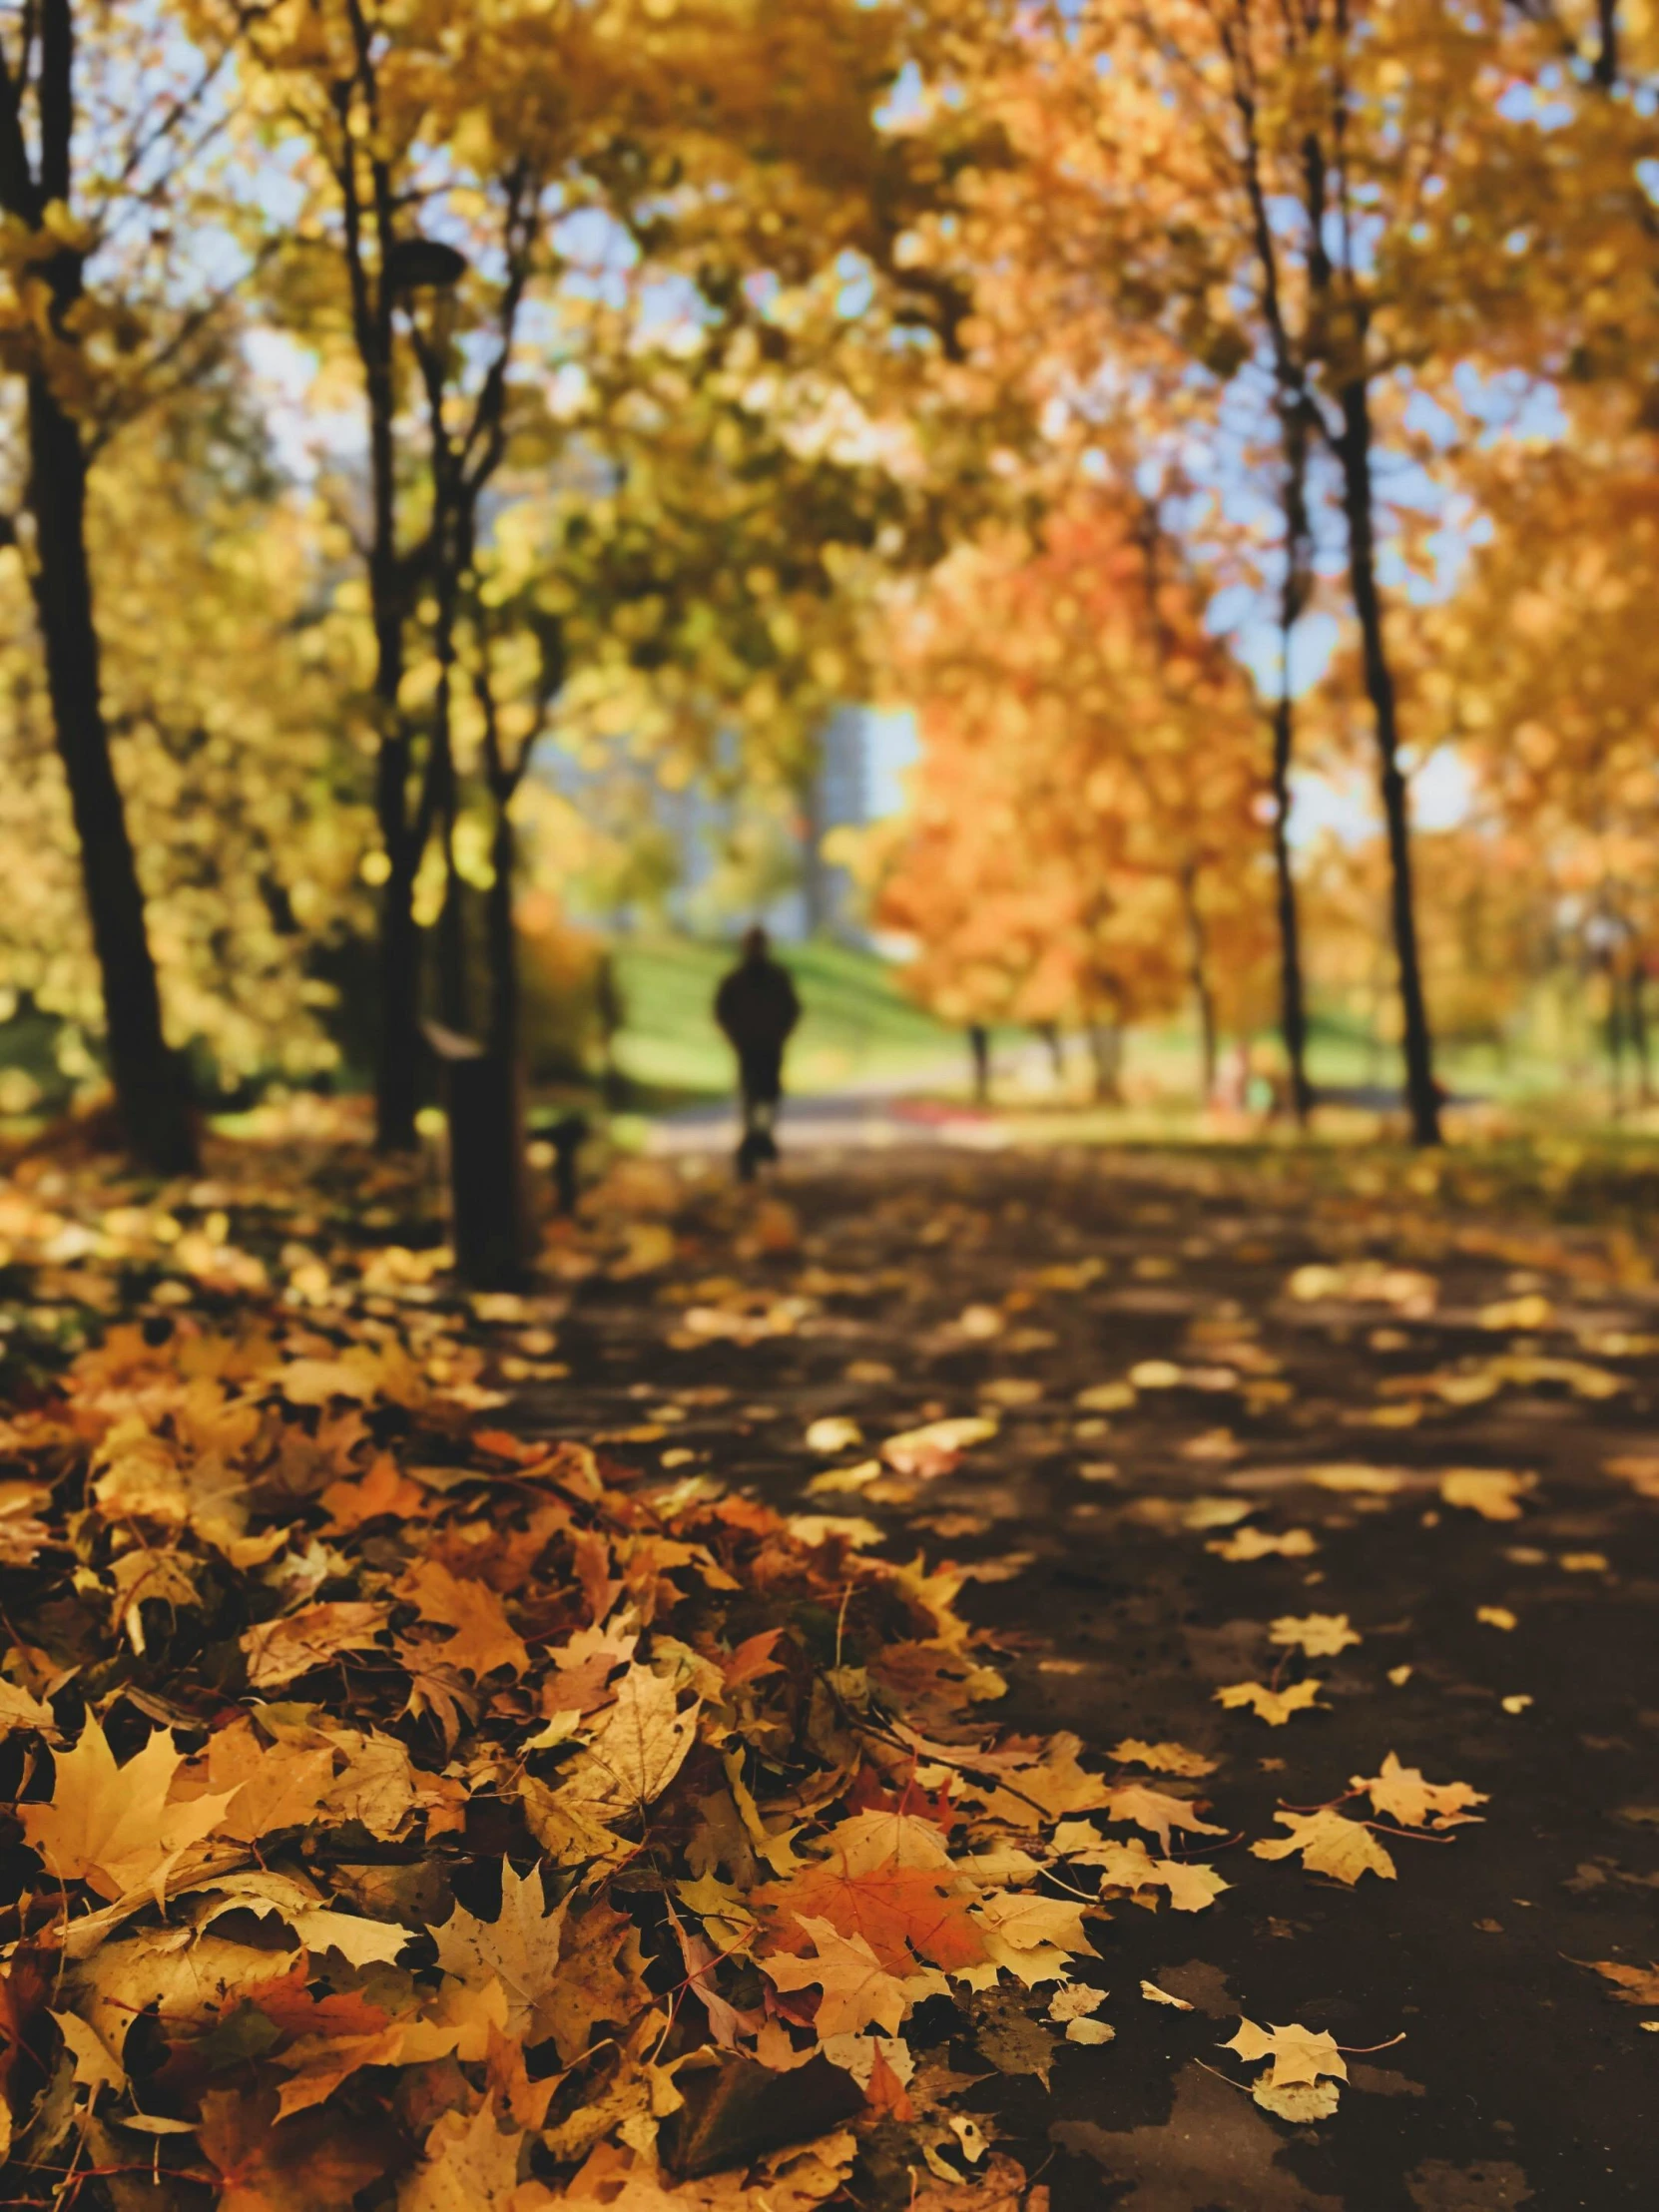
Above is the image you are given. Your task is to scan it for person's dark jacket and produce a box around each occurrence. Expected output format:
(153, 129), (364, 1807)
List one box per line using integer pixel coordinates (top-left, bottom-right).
(715, 956), (801, 1058)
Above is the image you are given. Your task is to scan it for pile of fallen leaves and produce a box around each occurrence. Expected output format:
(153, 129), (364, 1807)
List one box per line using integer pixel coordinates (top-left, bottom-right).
(0, 1139), (1129, 2210)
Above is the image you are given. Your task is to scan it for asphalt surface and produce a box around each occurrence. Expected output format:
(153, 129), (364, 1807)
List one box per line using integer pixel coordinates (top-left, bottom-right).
(525, 1145), (1659, 2212)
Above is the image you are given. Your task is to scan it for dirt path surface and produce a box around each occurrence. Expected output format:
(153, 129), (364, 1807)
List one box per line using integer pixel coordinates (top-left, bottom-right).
(527, 1145), (1659, 2212)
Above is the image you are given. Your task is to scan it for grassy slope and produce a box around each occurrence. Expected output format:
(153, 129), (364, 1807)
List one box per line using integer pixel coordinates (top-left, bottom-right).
(611, 936), (956, 1098)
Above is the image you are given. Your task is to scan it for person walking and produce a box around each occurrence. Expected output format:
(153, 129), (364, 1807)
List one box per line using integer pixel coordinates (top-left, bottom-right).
(714, 925), (801, 1178)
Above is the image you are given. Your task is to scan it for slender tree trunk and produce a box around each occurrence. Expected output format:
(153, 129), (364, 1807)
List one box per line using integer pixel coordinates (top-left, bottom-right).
(443, 669), (532, 1289)
(1086, 1016), (1123, 1104)
(1272, 408), (1314, 1126)
(25, 376), (197, 1173)
(1337, 377), (1441, 1146)
(445, 792), (529, 1289)
(968, 1024), (990, 1106)
(379, 854), (423, 1147)
(432, 620), (468, 1035)
(1179, 864), (1219, 1105)
(1606, 953), (1626, 1119)
(1630, 961), (1652, 1104)
(1036, 1020), (1064, 1082)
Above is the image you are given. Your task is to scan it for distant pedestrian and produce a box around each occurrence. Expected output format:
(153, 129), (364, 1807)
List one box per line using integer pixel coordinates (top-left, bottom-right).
(715, 925), (801, 1178)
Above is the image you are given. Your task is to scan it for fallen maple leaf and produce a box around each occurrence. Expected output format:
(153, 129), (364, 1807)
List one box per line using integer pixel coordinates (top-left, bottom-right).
(196, 2085), (391, 2211)
(21, 1718), (236, 1902)
(1107, 1738), (1217, 1778)
(762, 1915), (916, 2036)
(1224, 2016), (1348, 2121)
(1059, 1828), (1229, 1915)
(433, 1861), (569, 2044)
(241, 1601), (390, 1689)
(1098, 1783), (1227, 1857)
(565, 1663), (700, 1813)
(1140, 1979), (1192, 2008)
(1352, 1752), (1488, 1831)
(1251, 1808), (1396, 1885)
(881, 1417), (997, 1479)
(1206, 1526), (1318, 1561)
(1439, 1469), (1534, 1520)
(759, 1828), (985, 1974)
(1268, 1613), (1361, 1658)
(397, 1557), (529, 1679)
(1214, 1680), (1326, 1727)
(1584, 1959), (1659, 2005)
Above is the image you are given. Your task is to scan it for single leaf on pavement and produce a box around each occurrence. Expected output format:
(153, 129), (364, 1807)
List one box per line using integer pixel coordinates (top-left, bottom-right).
(1439, 1469), (1534, 1521)
(1585, 1959), (1659, 2005)
(1224, 2015), (1348, 2112)
(1107, 1739), (1217, 1778)
(1214, 1680), (1326, 1727)
(1065, 1830), (1229, 1914)
(1269, 1614), (1361, 1658)
(1098, 1783), (1227, 1856)
(1207, 1527), (1318, 1562)
(1252, 1809), (1397, 1885)
(1351, 1752), (1488, 1831)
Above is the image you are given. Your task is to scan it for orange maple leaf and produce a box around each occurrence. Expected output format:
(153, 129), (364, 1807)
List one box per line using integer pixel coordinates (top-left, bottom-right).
(395, 1557), (529, 1679)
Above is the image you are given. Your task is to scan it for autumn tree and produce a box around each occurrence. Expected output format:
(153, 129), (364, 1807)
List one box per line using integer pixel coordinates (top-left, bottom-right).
(870, 486), (1273, 1101)
(0, 394), (368, 1100)
(912, 0), (1658, 1142)
(0, 2), (248, 1168)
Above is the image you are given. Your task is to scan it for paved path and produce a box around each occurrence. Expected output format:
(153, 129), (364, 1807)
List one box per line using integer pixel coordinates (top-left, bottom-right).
(528, 1146), (1659, 2211)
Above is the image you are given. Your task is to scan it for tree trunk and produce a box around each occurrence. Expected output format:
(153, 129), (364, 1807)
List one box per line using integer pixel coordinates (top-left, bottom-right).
(452, 793), (530, 1288)
(1270, 689), (1313, 1126)
(1086, 1017), (1123, 1104)
(26, 375), (197, 1173)
(1271, 410), (1314, 1127)
(1630, 962), (1652, 1104)
(378, 859), (424, 1154)
(1036, 1020), (1064, 1081)
(1179, 865), (1219, 1105)
(1337, 377), (1441, 1146)
(967, 1024), (990, 1106)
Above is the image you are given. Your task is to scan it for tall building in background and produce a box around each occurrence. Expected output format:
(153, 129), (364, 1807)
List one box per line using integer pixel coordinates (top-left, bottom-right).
(536, 708), (873, 941)
(797, 706), (869, 941)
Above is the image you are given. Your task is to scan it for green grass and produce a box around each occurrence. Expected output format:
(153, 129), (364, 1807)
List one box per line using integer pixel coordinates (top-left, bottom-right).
(610, 936), (957, 1098)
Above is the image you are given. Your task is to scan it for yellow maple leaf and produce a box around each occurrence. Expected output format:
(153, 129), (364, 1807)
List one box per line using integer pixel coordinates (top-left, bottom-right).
(241, 1600), (390, 1689)
(1206, 1526), (1317, 1561)
(763, 1915), (915, 2036)
(1224, 2014), (1347, 2117)
(1268, 1613), (1361, 1658)
(1439, 1468), (1534, 1520)
(1351, 1752), (1487, 1831)
(401, 2103), (528, 2212)
(563, 1663), (700, 1815)
(1251, 1808), (1396, 1885)
(1065, 1831), (1229, 1914)
(1214, 1679), (1326, 1726)
(432, 1860), (569, 2043)
(21, 1719), (236, 1903)
(1097, 1783), (1227, 1856)
(1106, 1738), (1217, 1778)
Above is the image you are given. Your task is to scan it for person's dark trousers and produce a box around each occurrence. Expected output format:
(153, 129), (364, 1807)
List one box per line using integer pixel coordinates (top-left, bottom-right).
(737, 1047), (784, 1176)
